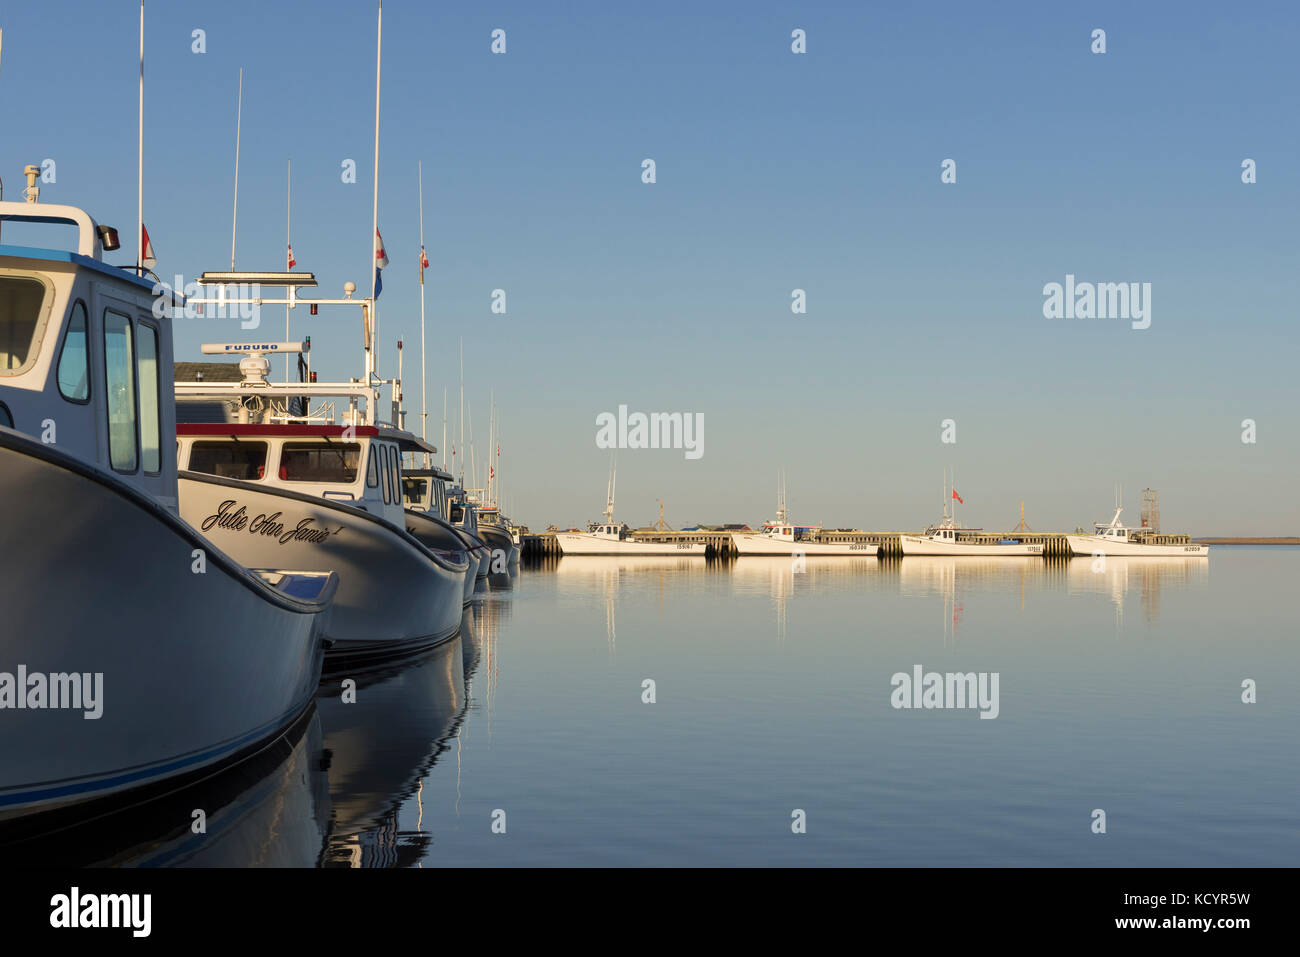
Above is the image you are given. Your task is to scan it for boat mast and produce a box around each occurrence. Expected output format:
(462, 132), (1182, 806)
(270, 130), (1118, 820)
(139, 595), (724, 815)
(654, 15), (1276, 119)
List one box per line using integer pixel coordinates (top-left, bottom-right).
(458, 337), (464, 485)
(418, 159), (428, 464)
(136, 1), (144, 276)
(442, 386), (447, 471)
(369, 1), (383, 375)
(285, 158), (291, 383)
(230, 67), (242, 270)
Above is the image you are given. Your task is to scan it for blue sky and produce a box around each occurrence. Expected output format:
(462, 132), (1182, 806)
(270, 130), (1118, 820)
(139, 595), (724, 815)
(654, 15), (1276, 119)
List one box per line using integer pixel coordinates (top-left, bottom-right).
(4, 1), (1297, 533)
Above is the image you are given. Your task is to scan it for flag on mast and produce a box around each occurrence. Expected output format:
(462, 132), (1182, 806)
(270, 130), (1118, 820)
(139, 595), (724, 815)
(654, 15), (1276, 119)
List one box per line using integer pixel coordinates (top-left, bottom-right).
(374, 228), (389, 298)
(419, 245), (429, 285)
(287, 244), (296, 270)
(952, 489), (963, 505)
(141, 224), (157, 271)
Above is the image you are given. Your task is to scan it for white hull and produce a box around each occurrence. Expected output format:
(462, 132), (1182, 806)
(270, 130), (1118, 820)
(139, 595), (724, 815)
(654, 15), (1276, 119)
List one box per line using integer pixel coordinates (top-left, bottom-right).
(900, 534), (1044, 556)
(405, 510), (479, 605)
(179, 472), (468, 659)
(1066, 535), (1209, 557)
(0, 430), (330, 821)
(555, 533), (706, 555)
(731, 534), (879, 556)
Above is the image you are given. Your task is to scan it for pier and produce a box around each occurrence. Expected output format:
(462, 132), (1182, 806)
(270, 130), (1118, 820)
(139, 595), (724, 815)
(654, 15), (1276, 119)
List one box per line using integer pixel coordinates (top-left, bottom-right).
(521, 529), (1196, 559)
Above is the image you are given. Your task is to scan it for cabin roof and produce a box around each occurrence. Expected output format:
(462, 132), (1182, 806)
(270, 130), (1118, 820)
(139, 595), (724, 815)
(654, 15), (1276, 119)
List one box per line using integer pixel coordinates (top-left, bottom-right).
(175, 361), (244, 382)
(177, 423), (381, 439)
(0, 244), (162, 296)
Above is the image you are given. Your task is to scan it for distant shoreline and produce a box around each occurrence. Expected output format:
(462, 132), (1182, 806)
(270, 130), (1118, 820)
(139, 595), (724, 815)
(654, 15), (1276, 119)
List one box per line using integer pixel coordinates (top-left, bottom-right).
(1192, 538), (1300, 545)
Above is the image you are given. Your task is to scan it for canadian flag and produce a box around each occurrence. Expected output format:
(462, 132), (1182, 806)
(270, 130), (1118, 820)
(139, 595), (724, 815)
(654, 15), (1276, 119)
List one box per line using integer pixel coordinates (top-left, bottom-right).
(141, 224), (157, 270)
(287, 244), (296, 270)
(952, 489), (964, 505)
(419, 244), (429, 285)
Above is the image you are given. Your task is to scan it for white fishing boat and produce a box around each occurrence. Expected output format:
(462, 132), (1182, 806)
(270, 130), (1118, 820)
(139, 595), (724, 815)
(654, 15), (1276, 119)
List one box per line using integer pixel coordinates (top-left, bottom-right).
(446, 483), (496, 577)
(174, 336), (472, 662)
(731, 478), (880, 556)
(472, 497), (521, 566)
(900, 473), (1044, 556)
(0, 188), (334, 821)
(403, 465), (489, 603)
(1066, 506), (1209, 557)
(555, 464), (707, 556)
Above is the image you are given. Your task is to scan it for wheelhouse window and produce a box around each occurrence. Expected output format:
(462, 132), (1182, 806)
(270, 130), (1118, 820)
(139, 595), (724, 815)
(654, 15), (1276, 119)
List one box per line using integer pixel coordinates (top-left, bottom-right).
(379, 446), (392, 503)
(0, 275), (51, 376)
(367, 447), (379, 487)
(103, 310), (137, 472)
(136, 323), (161, 474)
(403, 476), (428, 504)
(57, 301), (90, 401)
(387, 445), (400, 501)
(280, 442), (360, 483)
(188, 441), (269, 480)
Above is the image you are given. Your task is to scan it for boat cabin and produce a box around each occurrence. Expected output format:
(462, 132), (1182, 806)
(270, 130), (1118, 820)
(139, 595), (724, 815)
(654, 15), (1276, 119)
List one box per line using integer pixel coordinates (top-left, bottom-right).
(585, 522), (627, 541)
(759, 521), (820, 544)
(176, 423), (435, 528)
(1092, 509), (1133, 542)
(1, 197), (181, 510)
(402, 465), (454, 520)
(445, 484), (482, 536)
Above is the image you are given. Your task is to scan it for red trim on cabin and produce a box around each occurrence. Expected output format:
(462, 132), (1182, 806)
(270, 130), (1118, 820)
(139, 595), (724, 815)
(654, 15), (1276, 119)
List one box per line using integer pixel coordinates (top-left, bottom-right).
(176, 424), (379, 438)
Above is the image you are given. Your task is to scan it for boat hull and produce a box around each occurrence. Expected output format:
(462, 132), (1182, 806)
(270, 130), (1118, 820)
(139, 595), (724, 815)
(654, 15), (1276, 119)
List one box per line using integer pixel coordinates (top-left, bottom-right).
(178, 472), (468, 659)
(731, 534), (880, 556)
(405, 510), (477, 605)
(0, 429), (329, 821)
(555, 533), (707, 555)
(900, 534), (1044, 556)
(1066, 535), (1209, 557)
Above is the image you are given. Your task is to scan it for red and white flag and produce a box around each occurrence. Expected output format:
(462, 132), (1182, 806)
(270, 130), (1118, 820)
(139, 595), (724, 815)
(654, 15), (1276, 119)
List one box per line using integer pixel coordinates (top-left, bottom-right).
(287, 244), (296, 270)
(141, 224), (157, 270)
(374, 229), (390, 269)
(952, 489), (964, 505)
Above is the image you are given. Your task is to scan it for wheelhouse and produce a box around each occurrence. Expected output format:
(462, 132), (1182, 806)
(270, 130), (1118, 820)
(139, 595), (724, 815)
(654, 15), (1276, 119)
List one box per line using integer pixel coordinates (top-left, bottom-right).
(0, 200), (180, 510)
(402, 465), (454, 520)
(177, 423), (435, 527)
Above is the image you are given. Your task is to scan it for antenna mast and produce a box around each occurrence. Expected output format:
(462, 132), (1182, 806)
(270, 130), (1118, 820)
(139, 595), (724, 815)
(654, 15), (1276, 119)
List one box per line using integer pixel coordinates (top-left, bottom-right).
(369, 1), (383, 376)
(230, 67), (242, 270)
(137, 2), (144, 275)
(418, 160), (428, 464)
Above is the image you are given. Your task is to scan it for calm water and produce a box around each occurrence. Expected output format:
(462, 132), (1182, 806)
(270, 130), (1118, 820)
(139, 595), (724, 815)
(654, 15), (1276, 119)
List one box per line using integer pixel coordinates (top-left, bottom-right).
(17, 549), (1300, 866)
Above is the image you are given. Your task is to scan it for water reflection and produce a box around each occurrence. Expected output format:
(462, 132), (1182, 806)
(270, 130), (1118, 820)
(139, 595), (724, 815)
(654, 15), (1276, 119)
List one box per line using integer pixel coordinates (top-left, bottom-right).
(1065, 556), (1211, 625)
(0, 707), (331, 867)
(316, 636), (466, 867)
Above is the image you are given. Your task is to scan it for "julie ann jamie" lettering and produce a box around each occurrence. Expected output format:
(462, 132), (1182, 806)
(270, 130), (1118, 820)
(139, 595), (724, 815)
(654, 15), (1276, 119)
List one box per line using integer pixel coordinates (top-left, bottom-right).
(201, 500), (342, 545)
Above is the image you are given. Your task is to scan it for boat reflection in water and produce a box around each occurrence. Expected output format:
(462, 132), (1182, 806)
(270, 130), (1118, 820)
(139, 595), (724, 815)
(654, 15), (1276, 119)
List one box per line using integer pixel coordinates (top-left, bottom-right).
(316, 632), (469, 867)
(0, 707), (332, 867)
(1066, 555), (1210, 624)
(729, 556), (883, 639)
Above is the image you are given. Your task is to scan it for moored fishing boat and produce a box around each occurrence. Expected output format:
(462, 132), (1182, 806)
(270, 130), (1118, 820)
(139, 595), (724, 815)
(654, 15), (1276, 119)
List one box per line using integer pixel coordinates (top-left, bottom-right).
(0, 191), (334, 821)
(555, 463), (706, 556)
(900, 474), (1043, 557)
(1066, 505), (1209, 558)
(403, 465), (488, 603)
(174, 341), (471, 662)
(731, 479), (879, 556)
